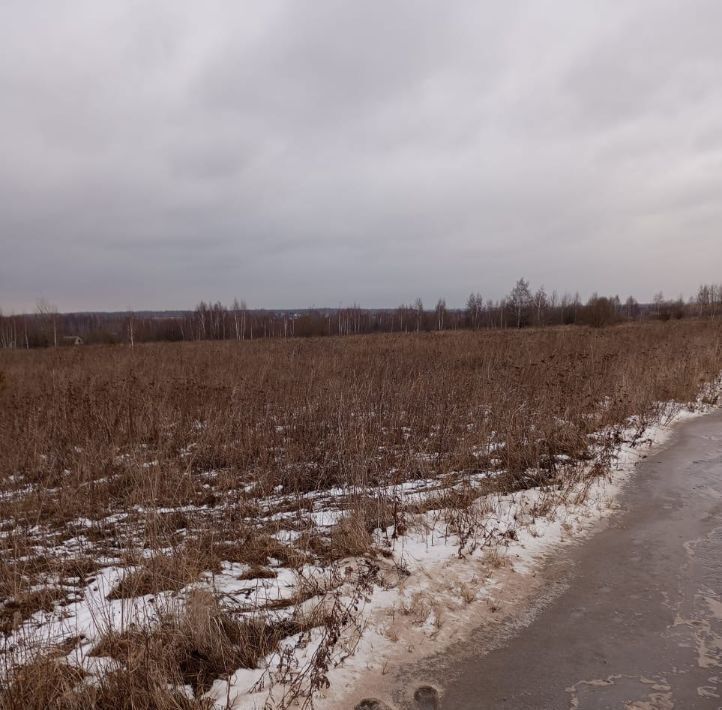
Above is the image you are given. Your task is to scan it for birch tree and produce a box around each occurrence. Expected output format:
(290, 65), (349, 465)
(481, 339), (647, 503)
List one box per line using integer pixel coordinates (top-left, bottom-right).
(509, 278), (532, 328)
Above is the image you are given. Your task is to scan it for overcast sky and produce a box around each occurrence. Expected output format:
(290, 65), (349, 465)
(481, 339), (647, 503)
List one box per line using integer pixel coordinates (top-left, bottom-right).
(2, 1), (722, 312)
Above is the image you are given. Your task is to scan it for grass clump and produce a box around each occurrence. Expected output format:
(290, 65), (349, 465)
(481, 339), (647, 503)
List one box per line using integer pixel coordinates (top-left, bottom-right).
(0, 657), (87, 710)
(107, 553), (203, 600)
(92, 590), (312, 696)
(0, 588), (68, 635)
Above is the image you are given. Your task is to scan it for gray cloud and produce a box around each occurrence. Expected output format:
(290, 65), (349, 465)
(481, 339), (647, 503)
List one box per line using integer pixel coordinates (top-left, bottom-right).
(2, 0), (722, 312)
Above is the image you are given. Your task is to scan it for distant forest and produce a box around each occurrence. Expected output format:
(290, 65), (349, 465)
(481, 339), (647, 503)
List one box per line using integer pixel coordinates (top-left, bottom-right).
(2, 280), (722, 348)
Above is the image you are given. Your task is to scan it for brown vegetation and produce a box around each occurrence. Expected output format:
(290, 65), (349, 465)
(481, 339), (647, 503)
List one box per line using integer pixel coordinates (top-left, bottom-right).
(93, 590), (308, 694)
(0, 320), (720, 705)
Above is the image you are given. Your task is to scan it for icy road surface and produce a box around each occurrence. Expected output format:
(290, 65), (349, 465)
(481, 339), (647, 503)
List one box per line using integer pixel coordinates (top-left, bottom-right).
(396, 409), (722, 709)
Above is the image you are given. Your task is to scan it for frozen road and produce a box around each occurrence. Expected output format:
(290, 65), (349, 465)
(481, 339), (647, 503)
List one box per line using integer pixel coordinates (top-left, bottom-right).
(402, 410), (722, 709)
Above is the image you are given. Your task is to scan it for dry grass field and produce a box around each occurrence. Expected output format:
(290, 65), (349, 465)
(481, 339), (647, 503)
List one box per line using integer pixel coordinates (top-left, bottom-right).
(0, 320), (720, 708)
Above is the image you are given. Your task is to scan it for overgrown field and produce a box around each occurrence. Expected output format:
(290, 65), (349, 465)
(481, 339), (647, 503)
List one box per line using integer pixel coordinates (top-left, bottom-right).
(0, 321), (720, 708)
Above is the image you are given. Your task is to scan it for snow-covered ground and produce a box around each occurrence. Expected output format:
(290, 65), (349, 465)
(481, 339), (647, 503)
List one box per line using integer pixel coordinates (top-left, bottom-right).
(2, 385), (720, 708)
(212, 402), (718, 709)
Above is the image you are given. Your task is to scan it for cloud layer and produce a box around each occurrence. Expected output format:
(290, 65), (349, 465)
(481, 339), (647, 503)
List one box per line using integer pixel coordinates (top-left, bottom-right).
(2, 1), (722, 311)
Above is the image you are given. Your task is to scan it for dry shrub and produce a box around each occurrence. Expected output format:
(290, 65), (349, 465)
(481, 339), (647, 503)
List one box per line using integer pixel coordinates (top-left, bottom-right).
(422, 484), (483, 515)
(459, 582), (477, 604)
(193, 531), (308, 570)
(0, 554), (101, 635)
(145, 510), (190, 538)
(400, 592), (433, 625)
(353, 495), (396, 534)
(329, 512), (373, 559)
(107, 551), (207, 600)
(482, 548), (504, 569)
(0, 587), (67, 635)
(58, 556), (100, 582)
(237, 565), (277, 581)
(0, 657), (86, 710)
(89, 672), (212, 710)
(2, 655), (213, 710)
(1, 321), (722, 704)
(107, 530), (309, 601)
(324, 495), (396, 561)
(1, 323), (721, 529)
(92, 590), (308, 696)
(1, 652), (206, 709)
(215, 535), (307, 568)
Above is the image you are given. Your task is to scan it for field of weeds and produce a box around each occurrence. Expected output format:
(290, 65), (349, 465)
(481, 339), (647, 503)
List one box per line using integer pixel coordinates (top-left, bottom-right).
(0, 320), (721, 708)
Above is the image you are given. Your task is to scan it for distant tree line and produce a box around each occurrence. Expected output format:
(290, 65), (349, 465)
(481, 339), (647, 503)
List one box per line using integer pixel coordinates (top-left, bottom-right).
(1, 280), (720, 349)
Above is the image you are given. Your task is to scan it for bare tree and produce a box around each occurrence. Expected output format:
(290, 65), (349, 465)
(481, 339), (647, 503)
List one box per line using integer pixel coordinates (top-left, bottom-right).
(465, 292), (483, 329)
(533, 286), (548, 326)
(414, 298), (424, 333)
(228, 299), (250, 340)
(697, 284), (720, 318)
(435, 298), (447, 331)
(509, 278), (532, 328)
(653, 291), (665, 318)
(36, 298), (58, 347)
(624, 296), (639, 320)
(127, 311), (135, 347)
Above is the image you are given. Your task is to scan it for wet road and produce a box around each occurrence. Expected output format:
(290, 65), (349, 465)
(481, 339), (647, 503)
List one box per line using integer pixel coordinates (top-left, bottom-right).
(413, 411), (722, 709)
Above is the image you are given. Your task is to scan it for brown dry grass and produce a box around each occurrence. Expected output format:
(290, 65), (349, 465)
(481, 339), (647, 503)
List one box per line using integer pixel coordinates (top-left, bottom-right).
(329, 511), (374, 559)
(0, 321), (720, 705)
(1, 323), (719, 518)
(0, 657), (88, 710)
(106, 552), (207, 600)
(0, 587), (67, 636)
(1, 589), (312, 709)
(0, 655), (213, 710)
(93, 589), (308, 694)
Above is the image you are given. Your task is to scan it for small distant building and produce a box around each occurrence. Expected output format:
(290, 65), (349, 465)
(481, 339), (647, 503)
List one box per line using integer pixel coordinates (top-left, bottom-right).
(63, 335), (84, 346)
